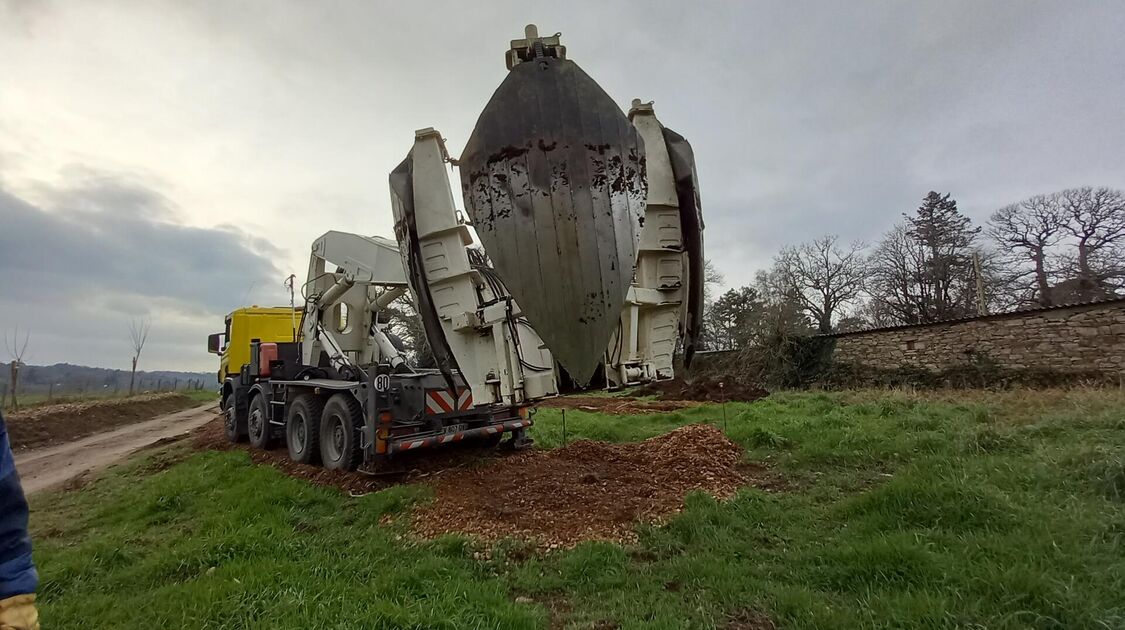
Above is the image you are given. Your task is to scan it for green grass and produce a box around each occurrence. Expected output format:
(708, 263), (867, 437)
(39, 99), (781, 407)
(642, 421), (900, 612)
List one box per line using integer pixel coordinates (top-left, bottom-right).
(29, 389), (1125, 629)
(182, 389), (218, 404)
(5, 388), (215, 411)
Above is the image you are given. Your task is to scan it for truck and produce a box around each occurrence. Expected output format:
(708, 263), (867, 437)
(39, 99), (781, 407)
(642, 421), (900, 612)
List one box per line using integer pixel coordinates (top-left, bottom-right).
(209, 25), (705, 472)
(211, 224), (555, 471)
(207, 307), (301, 384)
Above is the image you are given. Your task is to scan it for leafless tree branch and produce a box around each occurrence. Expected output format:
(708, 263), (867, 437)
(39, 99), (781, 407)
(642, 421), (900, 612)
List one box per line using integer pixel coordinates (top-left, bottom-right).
(772, 235), (867, 333)
(128, 318), (151, 396)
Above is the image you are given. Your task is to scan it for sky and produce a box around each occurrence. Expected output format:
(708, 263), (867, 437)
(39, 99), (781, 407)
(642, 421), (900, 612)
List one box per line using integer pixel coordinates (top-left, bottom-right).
(2, 0), (1124, 372)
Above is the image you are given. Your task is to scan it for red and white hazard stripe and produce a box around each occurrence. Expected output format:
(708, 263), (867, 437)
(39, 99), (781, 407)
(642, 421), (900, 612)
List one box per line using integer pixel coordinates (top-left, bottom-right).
(425, 389), (455, 414)
(425, 388), (474, 414)
(392, 418), (532, 453)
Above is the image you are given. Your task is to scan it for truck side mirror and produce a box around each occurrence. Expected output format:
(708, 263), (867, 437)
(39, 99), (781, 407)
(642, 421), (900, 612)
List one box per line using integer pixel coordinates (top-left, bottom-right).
(207, 333), (224, 355)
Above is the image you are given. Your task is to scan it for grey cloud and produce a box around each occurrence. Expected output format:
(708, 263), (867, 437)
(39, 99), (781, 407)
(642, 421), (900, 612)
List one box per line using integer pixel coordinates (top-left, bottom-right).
(0, 174), (283, 313)
(0, 172), (285, 369)
(38, 166), (177, 221)
(660, 2), (1125, 287)
(126, 2), (1124, 292)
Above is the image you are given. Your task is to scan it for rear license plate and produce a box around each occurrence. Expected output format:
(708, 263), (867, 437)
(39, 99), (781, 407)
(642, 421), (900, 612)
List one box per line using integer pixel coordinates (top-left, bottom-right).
(444, 423), (466, 435)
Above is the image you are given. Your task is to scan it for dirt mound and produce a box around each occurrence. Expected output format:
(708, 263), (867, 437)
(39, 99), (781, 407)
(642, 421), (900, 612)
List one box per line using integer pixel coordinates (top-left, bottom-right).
(634, 378), (768, 403)
(195, 419), (784, 549)
(6, 393), (205, 450)
(536, 395), (697, 415)
(412, 424), (781, 548)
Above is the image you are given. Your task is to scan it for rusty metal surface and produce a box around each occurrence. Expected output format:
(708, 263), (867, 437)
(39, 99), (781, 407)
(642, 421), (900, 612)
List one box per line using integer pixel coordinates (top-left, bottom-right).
(662, 127), (705, 368)
(459, 56), (646, 385)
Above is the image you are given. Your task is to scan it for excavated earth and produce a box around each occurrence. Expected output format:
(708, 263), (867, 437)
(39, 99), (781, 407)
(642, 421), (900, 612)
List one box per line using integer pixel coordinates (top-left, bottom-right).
(535, 395), (698, 414)
(195, 418), (785, 549)
(412, 424), (784, 548)
(7, 393), (205, 450)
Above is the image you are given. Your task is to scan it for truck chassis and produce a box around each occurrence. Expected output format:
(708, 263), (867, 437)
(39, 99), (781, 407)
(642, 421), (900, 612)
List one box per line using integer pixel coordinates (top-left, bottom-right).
(222, 341), (532, 471)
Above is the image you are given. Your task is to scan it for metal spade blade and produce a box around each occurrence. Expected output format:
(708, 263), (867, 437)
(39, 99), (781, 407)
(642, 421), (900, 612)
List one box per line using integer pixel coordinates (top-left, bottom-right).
(459, 56), (645, 386)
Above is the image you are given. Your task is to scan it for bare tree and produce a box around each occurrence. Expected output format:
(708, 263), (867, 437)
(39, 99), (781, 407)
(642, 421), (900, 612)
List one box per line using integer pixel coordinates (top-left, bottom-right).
(128, 318), (151, 396)
(703, 259), (724, 303)
(4, 327), (30, 410)
(697, 259), (727, 350)
(989, 187), (1125, 305)
(773, 235), (867, 333)
(989, 195), (1065, 306)
(1057, 186), (1125, 298)
(380, 294), (432, 367)
(866, 223), (929, 324)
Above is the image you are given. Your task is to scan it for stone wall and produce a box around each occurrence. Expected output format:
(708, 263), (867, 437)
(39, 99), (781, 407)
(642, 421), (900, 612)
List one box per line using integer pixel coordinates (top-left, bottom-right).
(827, 298), (1125, 376)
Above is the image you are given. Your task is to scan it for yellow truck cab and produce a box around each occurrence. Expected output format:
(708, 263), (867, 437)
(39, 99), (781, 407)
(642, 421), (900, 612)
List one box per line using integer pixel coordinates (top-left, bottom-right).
(208, 306), (302, 384)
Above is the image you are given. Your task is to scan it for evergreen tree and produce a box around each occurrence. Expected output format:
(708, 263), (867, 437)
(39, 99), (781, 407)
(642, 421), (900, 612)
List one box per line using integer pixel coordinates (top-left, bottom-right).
(870, 192), (985, 324)
(905, 192), (981, 320)
(708, 287), (764, 350)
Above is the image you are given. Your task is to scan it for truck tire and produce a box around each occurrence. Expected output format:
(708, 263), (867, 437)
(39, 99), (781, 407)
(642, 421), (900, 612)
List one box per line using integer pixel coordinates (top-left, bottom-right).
(320, 393), (362, 471)
(247, 393), (273, 449)
(286, 394), (323, 465)
(222, 395), (247, 443)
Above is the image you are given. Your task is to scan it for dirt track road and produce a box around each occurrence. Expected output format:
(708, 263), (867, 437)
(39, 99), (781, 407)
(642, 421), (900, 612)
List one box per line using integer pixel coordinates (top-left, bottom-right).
(14, 402), (218, 495)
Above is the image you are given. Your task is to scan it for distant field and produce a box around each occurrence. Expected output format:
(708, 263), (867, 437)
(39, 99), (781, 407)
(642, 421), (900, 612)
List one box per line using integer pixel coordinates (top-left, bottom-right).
(181, 390), (216, 403)
(4, 388), (214, 412)
(6, 391), (215, 450)
(28, 388), (1125, 629)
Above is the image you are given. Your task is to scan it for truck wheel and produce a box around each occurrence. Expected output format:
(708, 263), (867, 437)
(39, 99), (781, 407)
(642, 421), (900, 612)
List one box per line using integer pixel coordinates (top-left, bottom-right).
(286, 395), (323, 465)
(320, 393), (362, 471)
(222, 395), (247, 443)
(247, 394), (273, 449)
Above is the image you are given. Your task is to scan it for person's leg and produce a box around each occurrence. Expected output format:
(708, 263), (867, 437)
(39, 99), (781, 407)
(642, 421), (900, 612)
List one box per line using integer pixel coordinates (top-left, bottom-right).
(0, 410), (38, 630)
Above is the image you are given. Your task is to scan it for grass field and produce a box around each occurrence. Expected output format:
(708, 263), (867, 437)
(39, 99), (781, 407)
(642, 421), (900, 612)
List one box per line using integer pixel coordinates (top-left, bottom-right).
(182, 389), (217, 404)
(4, 388), (215, 411)
(28, 389), (1125, 629)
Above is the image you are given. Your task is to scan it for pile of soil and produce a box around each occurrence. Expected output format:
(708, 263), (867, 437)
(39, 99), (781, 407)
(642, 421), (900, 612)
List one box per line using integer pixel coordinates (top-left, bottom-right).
(536, 395), (697, 415)
(195, 419), (786, 549)
(634, 377), (769, 403)
(6, 393), (205, 450)
(412, 424), (783, 548)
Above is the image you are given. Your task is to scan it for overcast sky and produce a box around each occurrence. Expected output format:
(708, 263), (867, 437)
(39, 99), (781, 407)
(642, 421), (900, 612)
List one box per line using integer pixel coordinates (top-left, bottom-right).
(2, 0), (1124, 372)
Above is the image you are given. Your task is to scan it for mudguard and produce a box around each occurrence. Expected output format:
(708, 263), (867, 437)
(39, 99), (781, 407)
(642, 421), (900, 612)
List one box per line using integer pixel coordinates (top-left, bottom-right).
(663, 127), (705, 368)
(459, 55), (646, 385)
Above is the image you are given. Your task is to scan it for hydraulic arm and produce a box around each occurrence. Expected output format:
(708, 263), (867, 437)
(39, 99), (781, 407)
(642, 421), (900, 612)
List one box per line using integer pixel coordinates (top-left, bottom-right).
(390, 129), (558, 407)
